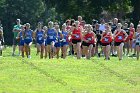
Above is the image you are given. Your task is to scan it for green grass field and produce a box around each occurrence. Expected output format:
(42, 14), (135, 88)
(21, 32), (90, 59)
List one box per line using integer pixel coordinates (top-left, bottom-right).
(0, 46), (140, 93)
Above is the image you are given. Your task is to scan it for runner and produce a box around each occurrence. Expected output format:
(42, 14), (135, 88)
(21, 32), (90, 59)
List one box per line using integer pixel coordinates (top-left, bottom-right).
(71, 21), (83, 59)
(99, 19), (106, 32)
(12, 19), (22, 56)
(24, 23), (33, 58)
(54, 24), (62, 59)
(78, 16), (83, 27)
(61, 23), (69, 59)
(111, 18), (118, 56)
(66, 19), (71, 31)
(101, 23), (113, 60)
(95, 23), (102, 57)
(45, 21), (57, 59)
(114, 23), (128, 60)
(43, 26), (48, 59)
(123, 23), (130, 55)
(129, 23), (135, 53)
(82, 24), (96, 59)
(135, 25), (140, 60)
(0, 27), (4, 57)
(68, 19), (75, 55)
(34, 22), (45, 59)
(16, 25), (25, 58)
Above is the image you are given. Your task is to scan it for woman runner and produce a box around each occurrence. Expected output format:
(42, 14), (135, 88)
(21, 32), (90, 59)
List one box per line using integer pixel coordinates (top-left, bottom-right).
(123, 23), (130, 55)
(61, 24), (69, 59)
(43, 26), (48, 59)
(45, 21), (57, 59)
(71, 21), (83, 59)
(54, 24), (62, 59)
(16, 25), (25, 58)
(101, 23), (113, 60)
(34, 22), (45, 59)
(129, 23), (135, 53)
(135, 25), (140, 60)
(114, 23), (128, 60)
(82, 24), (96, 59)
(24, 23), (33, 58)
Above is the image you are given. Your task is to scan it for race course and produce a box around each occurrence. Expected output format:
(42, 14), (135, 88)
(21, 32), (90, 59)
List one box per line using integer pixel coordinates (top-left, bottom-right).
(0, 46), (140, 93)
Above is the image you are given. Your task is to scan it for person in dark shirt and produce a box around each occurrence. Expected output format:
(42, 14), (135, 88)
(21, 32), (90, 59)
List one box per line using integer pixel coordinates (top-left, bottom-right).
(123, 23), (130, 55)
(95, 23), (102, 57)
(111, 18), (118, 56)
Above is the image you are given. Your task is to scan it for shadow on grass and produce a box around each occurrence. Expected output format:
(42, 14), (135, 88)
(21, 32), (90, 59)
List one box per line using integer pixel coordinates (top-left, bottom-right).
(93, 60), (137, 86)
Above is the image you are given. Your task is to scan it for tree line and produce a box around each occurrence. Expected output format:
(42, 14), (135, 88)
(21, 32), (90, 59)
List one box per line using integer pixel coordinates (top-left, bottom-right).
(0, 0), (139, 45)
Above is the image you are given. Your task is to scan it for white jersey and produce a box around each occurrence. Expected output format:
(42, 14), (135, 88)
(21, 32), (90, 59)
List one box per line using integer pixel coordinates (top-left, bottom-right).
(99, 24), (105, 32)
(136, 32), (140, 43)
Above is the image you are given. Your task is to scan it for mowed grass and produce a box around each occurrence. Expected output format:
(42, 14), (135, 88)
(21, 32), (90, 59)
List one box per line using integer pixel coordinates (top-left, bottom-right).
(0, 46), (140, 93)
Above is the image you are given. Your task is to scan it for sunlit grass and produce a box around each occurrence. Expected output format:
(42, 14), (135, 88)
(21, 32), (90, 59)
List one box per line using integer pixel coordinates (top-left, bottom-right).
(0, 46), (140, 93)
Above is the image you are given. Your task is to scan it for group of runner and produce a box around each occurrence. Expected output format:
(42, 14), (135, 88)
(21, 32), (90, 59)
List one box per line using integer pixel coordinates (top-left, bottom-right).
(0, 16), (140, 60)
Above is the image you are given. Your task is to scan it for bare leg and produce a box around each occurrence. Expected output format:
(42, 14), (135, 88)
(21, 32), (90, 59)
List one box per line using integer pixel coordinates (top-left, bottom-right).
(77, 42), (81, 59)
(45, 46), (48, 59)
(136, 45), (140, 60)
(87, 45), (93, 59)
(40, 44), (44, 59)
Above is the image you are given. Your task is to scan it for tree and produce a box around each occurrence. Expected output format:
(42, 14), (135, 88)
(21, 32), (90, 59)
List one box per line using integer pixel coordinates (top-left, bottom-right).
(43, 0), (131, 23)
(131, 0), (140, 26)
(0, 0), (45, 45)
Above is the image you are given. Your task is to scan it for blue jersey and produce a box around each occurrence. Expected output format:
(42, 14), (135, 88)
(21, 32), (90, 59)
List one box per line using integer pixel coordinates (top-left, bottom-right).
(36, 30), (44, 41)
(24, 30), (33, 45)
(19, 31), (24, 41)
(19, 31), (24, 46)
(61, 31), (69, 47)
(55, 31), (61, 43)
(47, 28), (57, 40)
(25, 30), (33, 40)
(62, 31), (68, 42)
(45, 28), (57, 45)
(54, 31), (61, 47)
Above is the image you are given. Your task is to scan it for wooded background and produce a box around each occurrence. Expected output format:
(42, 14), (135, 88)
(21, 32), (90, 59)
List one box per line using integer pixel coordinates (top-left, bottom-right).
(0, 0), (140, 45)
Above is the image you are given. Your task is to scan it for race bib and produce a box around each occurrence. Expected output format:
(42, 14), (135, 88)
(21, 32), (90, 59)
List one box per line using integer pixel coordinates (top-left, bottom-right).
(26, 37), (30, 39)
(39, 37), (42, 40)
(55, 40), (58, 43)
(75, 34), (79, 38)
(104, 38), (109, 42)
(87, 38), (92, 41)
(63, 39), (66, 42)
(118, 36), (122, 40)
(49, 36), (53, 39)
(127, 30), (129, 33)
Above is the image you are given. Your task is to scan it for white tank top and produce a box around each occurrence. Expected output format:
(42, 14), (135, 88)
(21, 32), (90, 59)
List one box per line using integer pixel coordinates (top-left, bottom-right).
(136, 32), (140, 43)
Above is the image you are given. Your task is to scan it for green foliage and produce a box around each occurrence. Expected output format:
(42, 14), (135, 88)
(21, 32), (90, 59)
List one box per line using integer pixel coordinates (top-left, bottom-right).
(0, 0), (45, 45)
(0, 0), (139, 45)
(44, 0), (132, 23)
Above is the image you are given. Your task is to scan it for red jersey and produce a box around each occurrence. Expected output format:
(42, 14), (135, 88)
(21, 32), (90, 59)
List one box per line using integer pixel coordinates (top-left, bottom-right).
(72, 28), (82, 40)
(129, 28), (135, 39)
(84, 32), (95, 44)
(68, 35), (72, 42)
(101, 32), (112, 43)
(114, 31), (125, 42)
